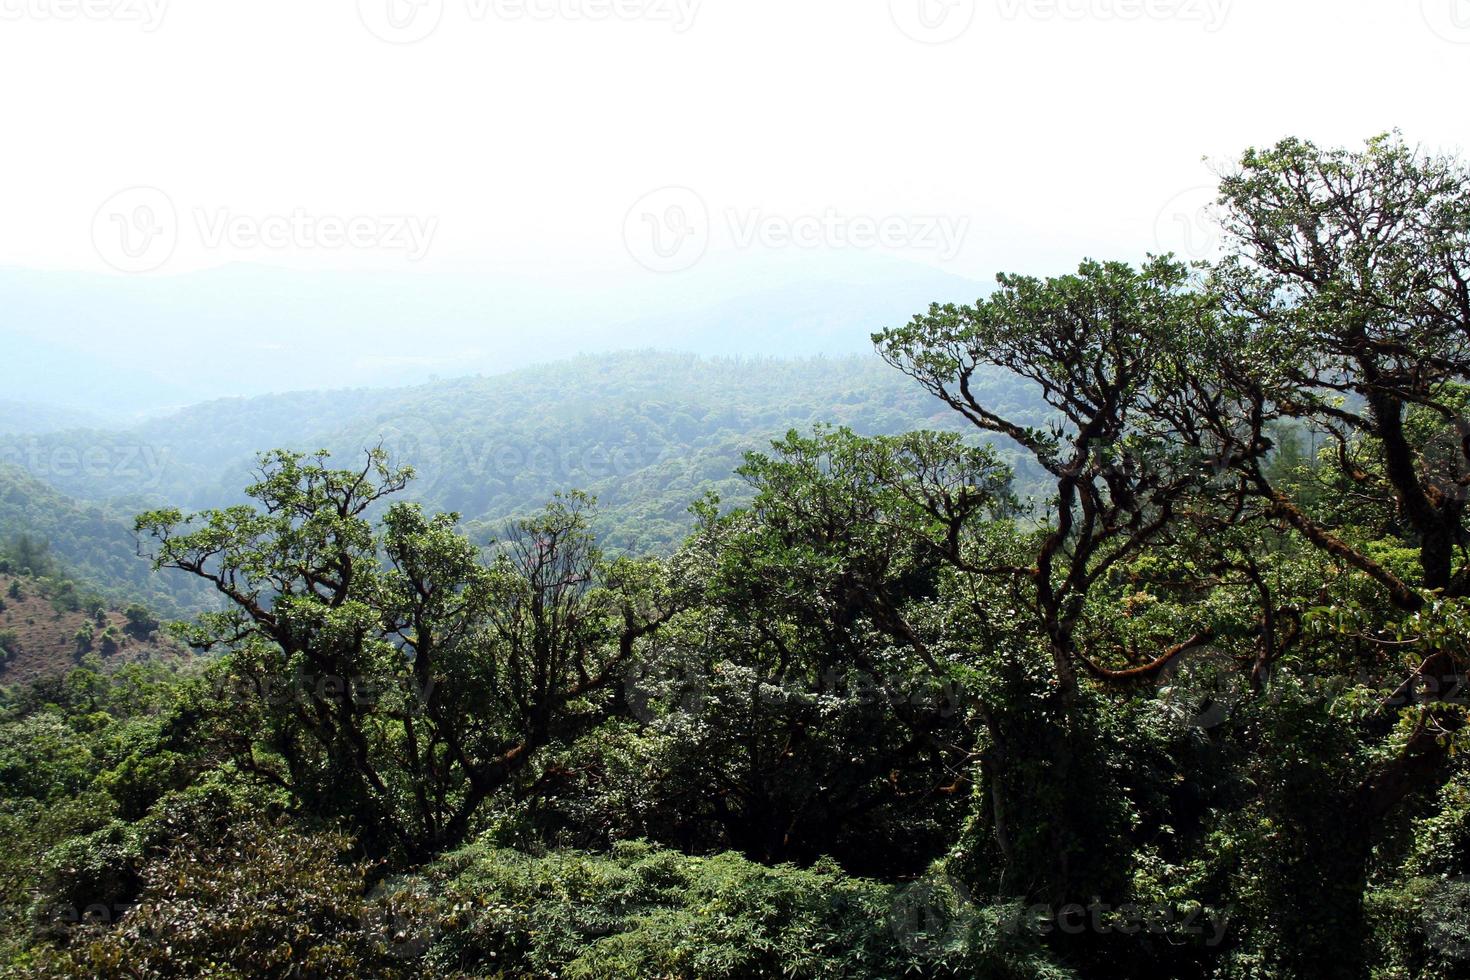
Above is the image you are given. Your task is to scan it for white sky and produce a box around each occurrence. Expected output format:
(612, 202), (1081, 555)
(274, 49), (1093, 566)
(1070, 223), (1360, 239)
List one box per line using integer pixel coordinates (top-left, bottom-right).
(1, 0), (1468, 285)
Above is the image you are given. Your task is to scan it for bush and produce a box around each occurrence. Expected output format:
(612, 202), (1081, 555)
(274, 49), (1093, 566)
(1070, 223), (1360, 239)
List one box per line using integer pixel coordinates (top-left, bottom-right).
(29, 820), (148, 943)
(413, 840), (1070, 979)
(122, 605), (160, 640)
(29, 819), (404, 979)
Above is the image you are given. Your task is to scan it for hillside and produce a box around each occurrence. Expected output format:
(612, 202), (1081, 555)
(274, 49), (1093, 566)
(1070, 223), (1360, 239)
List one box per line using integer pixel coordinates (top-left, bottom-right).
(0, 400), (104, 436)
(0, 572), (183, 688)
(0, 465), (213, 618)
(3, 352), (1048, 558)
(312, 353), (1046, 553)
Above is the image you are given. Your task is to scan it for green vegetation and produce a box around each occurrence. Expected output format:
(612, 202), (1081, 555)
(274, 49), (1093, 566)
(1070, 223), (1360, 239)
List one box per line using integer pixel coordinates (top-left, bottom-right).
(0, 469), (213, 618)
(2, 353), (1049, 564)
(3, 133), (1469, 978)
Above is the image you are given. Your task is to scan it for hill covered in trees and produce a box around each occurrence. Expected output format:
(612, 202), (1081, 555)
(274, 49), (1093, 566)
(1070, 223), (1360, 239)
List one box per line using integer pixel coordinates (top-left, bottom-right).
(0, 571), (182, 689)
(0, 468), (213, 618)
(0, 354), (1048, 597)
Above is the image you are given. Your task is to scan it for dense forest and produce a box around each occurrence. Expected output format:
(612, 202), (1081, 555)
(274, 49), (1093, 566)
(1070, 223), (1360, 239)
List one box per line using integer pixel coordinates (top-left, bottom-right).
(0, 353), (1049, 597)
(3, 133), (1469, 978)
(0, 467), (214, 618)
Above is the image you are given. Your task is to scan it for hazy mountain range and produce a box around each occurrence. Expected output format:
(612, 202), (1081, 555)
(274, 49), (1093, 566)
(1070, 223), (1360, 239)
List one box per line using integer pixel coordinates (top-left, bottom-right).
(0, 254), (989, 420)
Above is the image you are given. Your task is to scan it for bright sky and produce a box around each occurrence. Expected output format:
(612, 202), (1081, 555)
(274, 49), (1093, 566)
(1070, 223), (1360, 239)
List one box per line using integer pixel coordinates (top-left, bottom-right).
(1, 0), (1467, 284)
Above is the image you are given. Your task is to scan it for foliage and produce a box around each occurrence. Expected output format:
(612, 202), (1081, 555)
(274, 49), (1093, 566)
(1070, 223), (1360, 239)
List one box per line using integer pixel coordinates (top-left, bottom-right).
(411, 840), (1071, 979)
(29, 818), (404, 979)
(0, 467), (212, 617)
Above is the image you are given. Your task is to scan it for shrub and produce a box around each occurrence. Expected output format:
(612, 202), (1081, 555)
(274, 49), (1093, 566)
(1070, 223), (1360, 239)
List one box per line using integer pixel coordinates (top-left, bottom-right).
(29, 819), (405, 979)
(413, 840), (1071, 979)
(122, 606), (160, 640)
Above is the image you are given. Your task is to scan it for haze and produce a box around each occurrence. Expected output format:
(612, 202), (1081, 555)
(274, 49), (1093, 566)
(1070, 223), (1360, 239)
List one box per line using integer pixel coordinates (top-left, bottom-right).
(2, 0), (1468, 415)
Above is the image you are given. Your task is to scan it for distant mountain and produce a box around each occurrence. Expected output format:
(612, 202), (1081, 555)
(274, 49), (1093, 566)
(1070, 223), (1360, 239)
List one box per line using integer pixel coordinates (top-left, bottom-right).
(0, 401), (107, 437)
(0, 255), (988, 418)
(0, 352), (1047, 562)
(311, 352), (1019, 553)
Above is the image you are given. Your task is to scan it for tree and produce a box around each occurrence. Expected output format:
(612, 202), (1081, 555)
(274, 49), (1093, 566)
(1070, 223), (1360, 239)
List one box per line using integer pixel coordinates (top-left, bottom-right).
(876, 257), (1227, 696)
(1213, 133), (1470, 599)
(641, 428), (1010, 869)
(872, 260), (1237, 903)
(6, 534), (55, 579)
(122, 604), (160, 639)
(136, 451), (685, 859)
(1183, 133), (1470, 974)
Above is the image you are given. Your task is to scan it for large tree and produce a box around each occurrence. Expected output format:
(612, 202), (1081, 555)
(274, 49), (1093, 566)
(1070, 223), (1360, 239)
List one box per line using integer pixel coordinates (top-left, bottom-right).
(1212, 132), (1470, 602)
(875, 256), (1230, 694)
(137, 451), (683, 858)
